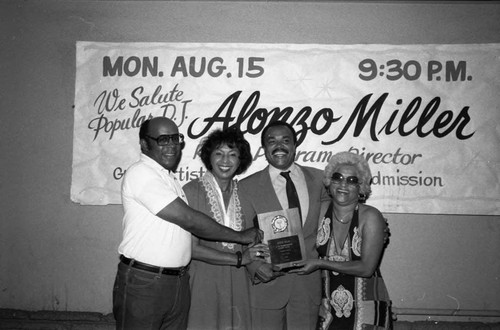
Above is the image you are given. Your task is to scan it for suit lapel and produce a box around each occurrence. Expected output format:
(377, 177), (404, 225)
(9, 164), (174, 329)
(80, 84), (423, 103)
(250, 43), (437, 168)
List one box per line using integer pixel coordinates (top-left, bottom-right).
(256, 166), (282, 211)
(300, 166), (319, 237)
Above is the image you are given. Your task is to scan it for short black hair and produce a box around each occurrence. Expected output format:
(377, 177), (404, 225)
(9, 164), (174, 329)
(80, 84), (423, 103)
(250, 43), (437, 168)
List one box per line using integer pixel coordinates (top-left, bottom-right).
(199, 127), (253, 176)
(138, 118), (153, 152)
(139, 118), (152, 140)
(260, 120), (298, 147)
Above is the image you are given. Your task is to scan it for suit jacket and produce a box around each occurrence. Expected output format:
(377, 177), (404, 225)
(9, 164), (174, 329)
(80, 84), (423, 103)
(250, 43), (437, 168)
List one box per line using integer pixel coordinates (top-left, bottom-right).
(239, 164), (328, 309)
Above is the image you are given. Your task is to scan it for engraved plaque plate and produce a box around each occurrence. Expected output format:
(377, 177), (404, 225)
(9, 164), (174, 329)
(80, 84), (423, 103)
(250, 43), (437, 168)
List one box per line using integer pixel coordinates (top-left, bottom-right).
(257, 208), (306, 269)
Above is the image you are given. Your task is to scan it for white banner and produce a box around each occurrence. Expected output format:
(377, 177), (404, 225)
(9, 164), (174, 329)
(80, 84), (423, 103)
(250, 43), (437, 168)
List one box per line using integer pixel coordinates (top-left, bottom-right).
(71, 42), (500, 215)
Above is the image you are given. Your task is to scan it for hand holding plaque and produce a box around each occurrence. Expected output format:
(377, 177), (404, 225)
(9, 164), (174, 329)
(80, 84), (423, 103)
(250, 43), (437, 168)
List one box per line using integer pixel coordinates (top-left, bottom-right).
(257, 207), (306, 270)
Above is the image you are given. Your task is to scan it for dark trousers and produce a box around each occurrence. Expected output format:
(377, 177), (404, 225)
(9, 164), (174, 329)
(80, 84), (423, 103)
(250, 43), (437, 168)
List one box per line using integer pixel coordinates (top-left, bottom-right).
(113, 260), (190, 330)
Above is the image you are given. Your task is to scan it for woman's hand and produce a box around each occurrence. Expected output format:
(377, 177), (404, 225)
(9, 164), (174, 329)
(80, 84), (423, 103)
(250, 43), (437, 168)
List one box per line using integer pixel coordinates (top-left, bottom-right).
(242, 243), (270, 264)
(288, 259), (322, 275)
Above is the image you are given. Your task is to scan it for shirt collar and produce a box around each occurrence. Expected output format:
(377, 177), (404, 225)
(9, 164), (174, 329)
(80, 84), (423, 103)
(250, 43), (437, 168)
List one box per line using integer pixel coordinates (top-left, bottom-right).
(268, 162), (299, 178)
(141, 153), (172, 174)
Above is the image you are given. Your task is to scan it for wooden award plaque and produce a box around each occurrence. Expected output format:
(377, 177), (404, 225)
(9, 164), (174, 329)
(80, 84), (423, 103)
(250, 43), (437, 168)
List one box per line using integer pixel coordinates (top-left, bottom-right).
(257, 208), (306, 269)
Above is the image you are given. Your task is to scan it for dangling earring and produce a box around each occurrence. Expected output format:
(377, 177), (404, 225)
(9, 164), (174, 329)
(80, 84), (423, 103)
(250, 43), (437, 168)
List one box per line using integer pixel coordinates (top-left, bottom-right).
(358, 194), (366, 203)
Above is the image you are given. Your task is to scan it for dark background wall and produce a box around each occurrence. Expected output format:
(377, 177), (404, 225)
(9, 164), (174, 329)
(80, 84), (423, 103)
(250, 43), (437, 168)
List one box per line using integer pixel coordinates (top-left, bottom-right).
(1, 0), (499, 322)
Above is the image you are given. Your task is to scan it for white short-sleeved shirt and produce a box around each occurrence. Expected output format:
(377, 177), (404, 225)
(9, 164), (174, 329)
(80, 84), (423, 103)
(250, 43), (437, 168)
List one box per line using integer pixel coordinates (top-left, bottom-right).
(118, 154), (191, 267)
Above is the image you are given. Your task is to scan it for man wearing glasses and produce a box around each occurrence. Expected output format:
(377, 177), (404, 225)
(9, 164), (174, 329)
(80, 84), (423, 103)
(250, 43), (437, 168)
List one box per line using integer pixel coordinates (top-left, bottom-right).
(113, 116), (262, 330)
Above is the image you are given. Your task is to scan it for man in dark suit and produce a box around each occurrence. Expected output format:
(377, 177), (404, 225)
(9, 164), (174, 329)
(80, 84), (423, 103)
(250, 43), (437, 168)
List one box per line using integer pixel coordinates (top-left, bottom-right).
(239, 121), (329, 330)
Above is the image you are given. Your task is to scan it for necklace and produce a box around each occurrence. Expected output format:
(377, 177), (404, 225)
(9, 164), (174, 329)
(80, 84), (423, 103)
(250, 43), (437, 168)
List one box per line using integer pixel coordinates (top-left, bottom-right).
(332, 209), (350, 224)
(332, 204), (358, 224)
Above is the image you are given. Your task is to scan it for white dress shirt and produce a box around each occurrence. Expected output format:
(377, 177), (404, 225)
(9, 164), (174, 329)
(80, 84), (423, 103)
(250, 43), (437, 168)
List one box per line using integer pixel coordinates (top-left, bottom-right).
(268, 163), (309, 224)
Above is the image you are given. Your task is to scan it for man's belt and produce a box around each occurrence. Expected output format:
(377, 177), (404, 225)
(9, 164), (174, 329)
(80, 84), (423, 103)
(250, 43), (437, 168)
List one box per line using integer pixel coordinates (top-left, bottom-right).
(120, 255), (188, 276)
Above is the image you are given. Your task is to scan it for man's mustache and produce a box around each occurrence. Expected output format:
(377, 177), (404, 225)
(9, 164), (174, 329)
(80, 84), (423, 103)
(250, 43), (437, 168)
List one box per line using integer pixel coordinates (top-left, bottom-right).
(272, 148), (289, 155)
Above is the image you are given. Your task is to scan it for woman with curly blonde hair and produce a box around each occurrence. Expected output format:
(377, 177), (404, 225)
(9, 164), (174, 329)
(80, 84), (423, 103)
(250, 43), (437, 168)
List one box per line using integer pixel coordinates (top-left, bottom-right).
(291, 151), (392, 329)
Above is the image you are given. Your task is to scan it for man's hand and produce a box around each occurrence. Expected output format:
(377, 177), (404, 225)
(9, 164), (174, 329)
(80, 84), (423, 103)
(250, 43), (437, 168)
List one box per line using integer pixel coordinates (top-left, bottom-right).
(240, 227), (264, 245)
(255, 263), (285, 283)
(242, 243), (270, 265)
(383, 217), (391, 246)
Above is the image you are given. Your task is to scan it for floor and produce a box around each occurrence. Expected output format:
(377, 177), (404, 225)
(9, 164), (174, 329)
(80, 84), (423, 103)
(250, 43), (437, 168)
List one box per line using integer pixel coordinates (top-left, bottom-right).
(1, 309), (499, 330)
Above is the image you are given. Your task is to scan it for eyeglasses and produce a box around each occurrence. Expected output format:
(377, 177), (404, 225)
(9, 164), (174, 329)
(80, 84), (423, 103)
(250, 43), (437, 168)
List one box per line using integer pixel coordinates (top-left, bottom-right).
(146, 133), (184, 146)
(331, 172), (360, 186)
